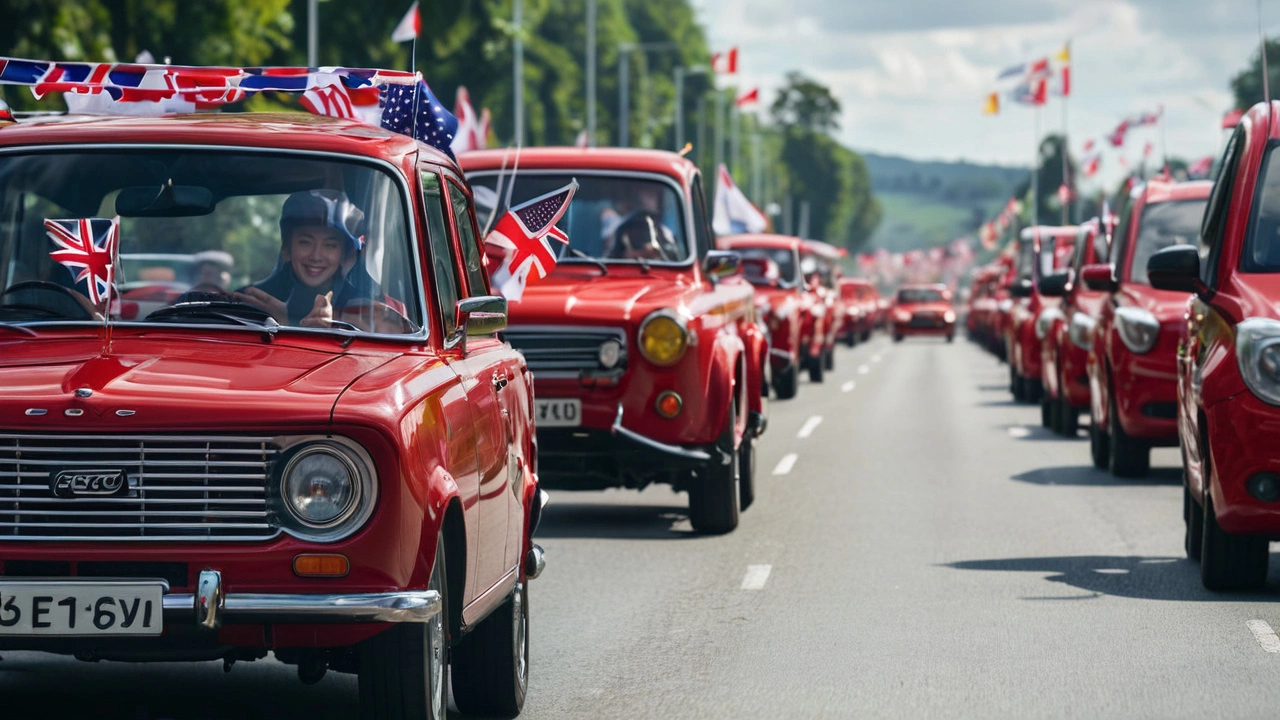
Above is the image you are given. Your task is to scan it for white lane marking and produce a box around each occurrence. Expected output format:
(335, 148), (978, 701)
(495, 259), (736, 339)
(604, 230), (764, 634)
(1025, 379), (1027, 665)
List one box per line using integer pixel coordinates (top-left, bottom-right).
(797, 415), (824, 439)
(871, 354), (882, 363)
(1008, 426), (1031, 438)
(841, 381), (855, 393)
(741, 564), (772, 590)
(772, 453), (798, 476)
(858, 365), (870, 374)
(1248, 620), (1280, 653)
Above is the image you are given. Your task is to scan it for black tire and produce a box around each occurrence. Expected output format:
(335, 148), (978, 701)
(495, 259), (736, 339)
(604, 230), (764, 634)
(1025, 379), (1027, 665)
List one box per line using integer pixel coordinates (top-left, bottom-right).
(689, 402), (741, 534)
(1184, 481), (1203, 562)
(808, 354), (825, 383)
(1089, 413), (1110, 470)
(946, 333), (955, 343)
(1201, 494), (1269, 591)
(1058, 398), (1079, 437)
(359, 532), (450, 720)
(1040, 395), (1054, 430)
(861, 330), (871, 343)
(893, 334), (903, 343)
(1108, 394), (1150, 478)
(738, 432), (756, 511)
(774, 363), (799, 400)
(451, 579), (529, 717)
(823, 348), (834, 371)
(1024, 378), (1043, 403)
(844, 332), (856, 348)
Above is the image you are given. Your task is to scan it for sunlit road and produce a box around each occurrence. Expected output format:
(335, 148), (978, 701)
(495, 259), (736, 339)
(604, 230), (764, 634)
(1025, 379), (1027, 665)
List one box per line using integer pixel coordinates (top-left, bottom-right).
(8, 336), (1280, 718)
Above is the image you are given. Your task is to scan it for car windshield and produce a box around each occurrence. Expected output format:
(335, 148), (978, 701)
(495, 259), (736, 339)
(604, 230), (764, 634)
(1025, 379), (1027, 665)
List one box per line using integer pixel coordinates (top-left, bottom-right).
(736, 246), (799, 287)
(0, 150), (421, 336)
(898, 288), (944, 303)
(469, 172), (690, 265)
(1246, 146), (1280, 272)
(1129, 199), (1208, 283)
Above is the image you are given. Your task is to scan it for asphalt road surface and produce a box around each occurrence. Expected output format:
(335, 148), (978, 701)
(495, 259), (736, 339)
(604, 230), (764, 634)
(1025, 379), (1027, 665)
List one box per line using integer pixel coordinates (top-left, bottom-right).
(7, 335), (1280, 719)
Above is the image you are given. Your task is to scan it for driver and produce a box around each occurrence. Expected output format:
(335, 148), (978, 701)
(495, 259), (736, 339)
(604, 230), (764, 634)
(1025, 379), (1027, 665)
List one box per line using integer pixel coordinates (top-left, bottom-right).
(234, 189), (377, 327)
(610, 212), (677, 261)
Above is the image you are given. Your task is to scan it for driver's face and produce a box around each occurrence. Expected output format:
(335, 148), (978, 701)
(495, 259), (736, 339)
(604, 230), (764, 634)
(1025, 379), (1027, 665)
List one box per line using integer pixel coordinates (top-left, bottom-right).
(283, 226), (346, 289)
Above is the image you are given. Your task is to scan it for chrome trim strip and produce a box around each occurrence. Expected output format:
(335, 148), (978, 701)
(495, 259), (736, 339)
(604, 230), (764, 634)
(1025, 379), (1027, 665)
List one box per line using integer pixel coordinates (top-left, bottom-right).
(609, 404), (711, 462)
(162, 590), (442, 624)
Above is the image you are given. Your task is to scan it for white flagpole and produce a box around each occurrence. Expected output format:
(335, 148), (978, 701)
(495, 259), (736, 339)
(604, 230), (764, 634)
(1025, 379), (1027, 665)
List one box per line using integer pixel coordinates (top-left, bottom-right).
(1032, 105), (1041, 228)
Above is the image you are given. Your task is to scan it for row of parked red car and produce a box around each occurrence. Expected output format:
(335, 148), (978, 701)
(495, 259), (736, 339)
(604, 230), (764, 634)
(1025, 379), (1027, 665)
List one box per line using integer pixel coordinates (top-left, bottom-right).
(967, 99), (1280, 593)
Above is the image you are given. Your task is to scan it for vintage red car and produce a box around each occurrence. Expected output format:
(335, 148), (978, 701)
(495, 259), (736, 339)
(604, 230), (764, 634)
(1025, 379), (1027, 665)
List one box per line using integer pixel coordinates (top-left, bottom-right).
(1006, 225), (1078, 402)
(460, 147), (768, 533)
(965, 264), (1000, 349)
(1037, 219), (1111, 435)
(719, 233), (818, 399)
(890, 283), (956, 341)
(990, 254), (1017, 361)
(1083, 179), (1209, 478)
(1146, 104), (1280, 589)
(800, 239), (846, 379)
(0, 110), (545, 718)
(838, 278), (879, 345)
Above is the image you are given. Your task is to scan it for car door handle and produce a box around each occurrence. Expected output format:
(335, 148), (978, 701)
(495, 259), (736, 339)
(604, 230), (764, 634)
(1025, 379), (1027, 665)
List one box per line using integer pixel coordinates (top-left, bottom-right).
(492, 372), (509, 390)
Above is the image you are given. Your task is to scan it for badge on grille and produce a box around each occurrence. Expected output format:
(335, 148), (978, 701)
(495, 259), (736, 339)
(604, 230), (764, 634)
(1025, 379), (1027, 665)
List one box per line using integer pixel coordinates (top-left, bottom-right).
(50, 469), (127, 498)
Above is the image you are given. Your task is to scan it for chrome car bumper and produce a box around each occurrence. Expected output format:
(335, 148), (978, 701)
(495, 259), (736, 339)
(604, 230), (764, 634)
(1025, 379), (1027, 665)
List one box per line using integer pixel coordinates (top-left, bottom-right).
(610, 404), (727, 464)
(165, 570), (441, 630)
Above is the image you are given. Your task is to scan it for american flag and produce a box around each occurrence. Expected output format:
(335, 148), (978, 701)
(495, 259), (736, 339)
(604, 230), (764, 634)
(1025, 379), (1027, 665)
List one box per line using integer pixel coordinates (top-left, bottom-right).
(486, 181), (578, 301)
(44, 218), (119, 305)
(379, 79), (459, 159)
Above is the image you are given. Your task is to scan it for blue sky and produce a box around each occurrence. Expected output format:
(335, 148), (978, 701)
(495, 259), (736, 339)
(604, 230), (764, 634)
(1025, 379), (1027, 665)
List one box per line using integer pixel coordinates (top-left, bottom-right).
(692, 0), (1268, 189)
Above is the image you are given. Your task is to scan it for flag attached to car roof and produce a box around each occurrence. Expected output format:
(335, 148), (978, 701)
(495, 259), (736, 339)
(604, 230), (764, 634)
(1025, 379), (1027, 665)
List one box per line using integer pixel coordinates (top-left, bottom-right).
(485, 181), (579, 302)
(391, 2), (420, 43)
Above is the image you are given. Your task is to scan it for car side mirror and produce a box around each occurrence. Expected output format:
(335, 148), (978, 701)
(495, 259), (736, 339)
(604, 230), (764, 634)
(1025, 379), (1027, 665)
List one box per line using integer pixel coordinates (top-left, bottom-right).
(703, 250), (741, 280)
(1038, 272), (1069, 297)
(1080, 264), (1118, 292)
(451, 295), (507, 352)
(1008, 278), (1033, 298)
(1147, 245), (1210, 298)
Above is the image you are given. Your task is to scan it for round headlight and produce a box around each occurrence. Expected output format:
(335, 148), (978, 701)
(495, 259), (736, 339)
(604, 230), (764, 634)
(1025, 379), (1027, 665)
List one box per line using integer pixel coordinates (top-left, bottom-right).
(638, 312), (689, 366)
(943, 310), (957, 324)
(599, 339), (623, 369)
(281, 446), (360, 527)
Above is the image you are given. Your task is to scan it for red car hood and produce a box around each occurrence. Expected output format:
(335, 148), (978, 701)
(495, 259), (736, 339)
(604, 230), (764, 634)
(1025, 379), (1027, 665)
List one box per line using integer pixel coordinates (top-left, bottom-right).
(1119, 284), (1193, 321)
(509, 268), (698, 326)
(0, 333), (399, 431)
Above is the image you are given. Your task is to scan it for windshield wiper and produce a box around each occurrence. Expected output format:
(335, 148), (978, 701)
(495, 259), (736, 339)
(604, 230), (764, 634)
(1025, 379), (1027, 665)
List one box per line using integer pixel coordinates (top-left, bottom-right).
(146, 301), (280, 342)
(567, 248), (609, 274)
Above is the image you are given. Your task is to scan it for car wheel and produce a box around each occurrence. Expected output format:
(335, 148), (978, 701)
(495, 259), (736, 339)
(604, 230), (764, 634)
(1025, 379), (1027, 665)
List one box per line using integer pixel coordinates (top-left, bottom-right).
(774, 363), (799, 400)
(844, 332), (856, 348)
(451, 579), (529, 717)
(358, 531), (449, 720)
(808, 354), (825, 383)
(738, 432), (756, 511)
(1089, 414), (1110, 469)
(1201, 493), (1269, 591)
(1108, 394), (1150, 478)
(1184, 481), (1203, 562)
(1058, 399), (1079, 437)
(893, 334), (903, 343)
(862, 330), (872, 342)
(1040, 395), (1054, 430)
(823, 348), (835, 371)
(688, 401), (741, 534)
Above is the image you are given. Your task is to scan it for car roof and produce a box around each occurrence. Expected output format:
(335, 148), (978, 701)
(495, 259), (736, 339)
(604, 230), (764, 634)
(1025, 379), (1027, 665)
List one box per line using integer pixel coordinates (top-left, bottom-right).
(458, 146), (696, 180)
(800, 238), (845, 259)
(1141, 179), (1212, 204)
(0, 112), (445, 169)
(719, 233), (804, 251)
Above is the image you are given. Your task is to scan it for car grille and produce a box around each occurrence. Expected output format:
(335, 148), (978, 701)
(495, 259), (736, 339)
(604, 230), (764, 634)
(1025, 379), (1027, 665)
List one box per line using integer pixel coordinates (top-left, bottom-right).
(502, 327), (627, 377)
(909, 313), (942, 328)
(0, 433), (279, 541)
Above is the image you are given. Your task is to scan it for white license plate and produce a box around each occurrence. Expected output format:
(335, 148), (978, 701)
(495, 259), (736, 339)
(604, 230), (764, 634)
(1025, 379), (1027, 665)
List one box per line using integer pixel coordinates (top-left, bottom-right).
(535, 398), (582, 428)
(0, 581), (164, 636)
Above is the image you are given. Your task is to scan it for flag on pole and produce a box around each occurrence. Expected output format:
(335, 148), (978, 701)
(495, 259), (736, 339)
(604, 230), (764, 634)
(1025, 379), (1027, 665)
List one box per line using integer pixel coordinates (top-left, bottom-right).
(1081, 152), (1101, 178)
(996, 62), (1027, 80)
(44, 217), (119, 306)
(1107, 118), (1130, 147)
(712, 163), (768, 235)
(1054, 42), (1071, 97)
(982, 92), (999, 115)
(735, 87), (759, 108)
(450, 86), (490, 153)
(391, 2), (420, 43)
(485, 181), (578, 302)
(1009, 78), (1047, 106)
(711, 48), (739, 75)
(1025, 57), (1052, 82)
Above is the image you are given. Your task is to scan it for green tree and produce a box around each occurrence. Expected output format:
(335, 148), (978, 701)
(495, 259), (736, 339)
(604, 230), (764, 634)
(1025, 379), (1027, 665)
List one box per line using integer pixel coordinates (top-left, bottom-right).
(770, 71), (840, 134)
(1230, 38), (1280, 112)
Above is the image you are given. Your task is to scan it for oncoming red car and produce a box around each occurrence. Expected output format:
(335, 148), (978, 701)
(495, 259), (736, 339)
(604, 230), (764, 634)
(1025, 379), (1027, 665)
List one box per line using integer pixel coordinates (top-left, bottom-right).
(891, 283), (955, 341)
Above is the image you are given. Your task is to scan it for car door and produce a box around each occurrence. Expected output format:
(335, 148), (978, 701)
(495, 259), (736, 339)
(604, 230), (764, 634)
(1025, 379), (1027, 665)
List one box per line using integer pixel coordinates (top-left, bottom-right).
(443, 173), (521, 592)
(418, 167), (484, 603)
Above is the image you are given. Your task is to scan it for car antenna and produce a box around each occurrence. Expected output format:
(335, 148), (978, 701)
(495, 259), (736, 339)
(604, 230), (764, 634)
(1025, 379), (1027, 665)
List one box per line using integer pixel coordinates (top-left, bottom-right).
(1261, 0), (1272, 106)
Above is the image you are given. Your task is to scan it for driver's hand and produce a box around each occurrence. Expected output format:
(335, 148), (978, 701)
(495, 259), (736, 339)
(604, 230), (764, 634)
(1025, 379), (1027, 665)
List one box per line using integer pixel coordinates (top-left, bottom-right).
(300, 292), (333, 328)
(232, 287), (288, 325)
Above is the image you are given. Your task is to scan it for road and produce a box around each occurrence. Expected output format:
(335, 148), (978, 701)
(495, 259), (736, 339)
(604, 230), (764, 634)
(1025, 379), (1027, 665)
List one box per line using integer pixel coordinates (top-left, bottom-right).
(7, 335), (1280, 718)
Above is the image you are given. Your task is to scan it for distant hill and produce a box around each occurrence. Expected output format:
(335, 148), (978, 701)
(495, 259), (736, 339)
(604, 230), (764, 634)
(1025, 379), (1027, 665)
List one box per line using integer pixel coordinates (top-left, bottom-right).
(860, 152), (1028, 252)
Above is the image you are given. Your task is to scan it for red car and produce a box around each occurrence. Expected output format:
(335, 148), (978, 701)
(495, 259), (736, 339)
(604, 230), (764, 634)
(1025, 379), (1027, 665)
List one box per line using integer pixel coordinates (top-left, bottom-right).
(1147, 103), (1280, 589)
(1038, 219), (1111, 435)
(891, 284), (956, 341)
(719, 234), (818, 399)
(0, 111), (544, 717)
(461, 147), (768, 533)
(800, 239), (847, 379)
(990, 254), (1017, 362)
(1084, 180), (1210, 478)
(1006, 225), (1078, 402)
(838, 278), (879, 345)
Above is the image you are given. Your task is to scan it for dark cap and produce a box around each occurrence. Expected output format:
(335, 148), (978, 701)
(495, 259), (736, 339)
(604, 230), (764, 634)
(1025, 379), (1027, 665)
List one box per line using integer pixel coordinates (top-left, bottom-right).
(280, 189), (365, 252)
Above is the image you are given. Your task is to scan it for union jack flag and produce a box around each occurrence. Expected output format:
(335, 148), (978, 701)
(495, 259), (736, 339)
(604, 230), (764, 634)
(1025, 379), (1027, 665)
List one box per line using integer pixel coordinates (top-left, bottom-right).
(44, 218), (119, 305)
(486, 181), (578, 301)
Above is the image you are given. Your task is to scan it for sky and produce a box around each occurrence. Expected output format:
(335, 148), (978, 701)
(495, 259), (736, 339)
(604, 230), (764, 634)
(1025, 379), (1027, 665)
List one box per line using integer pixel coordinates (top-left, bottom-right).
(692, 0), (1267, 189)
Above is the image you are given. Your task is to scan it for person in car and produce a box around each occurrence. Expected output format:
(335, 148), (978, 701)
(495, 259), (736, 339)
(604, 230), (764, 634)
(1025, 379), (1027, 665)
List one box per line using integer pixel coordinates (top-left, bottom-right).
(610, 212), (678, 261)
(234, 189), (380, 327)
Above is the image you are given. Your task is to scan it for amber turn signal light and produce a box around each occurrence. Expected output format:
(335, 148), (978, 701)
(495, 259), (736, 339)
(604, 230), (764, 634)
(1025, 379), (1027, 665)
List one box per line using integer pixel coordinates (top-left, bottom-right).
(293, 554), (350, 578)
(655, 391), (683, 419)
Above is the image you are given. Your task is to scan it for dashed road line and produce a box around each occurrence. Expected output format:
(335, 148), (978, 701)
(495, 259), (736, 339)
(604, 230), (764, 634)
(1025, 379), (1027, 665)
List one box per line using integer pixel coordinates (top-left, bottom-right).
(741, 564), (772, 590)
(797, 415), (824, 439)
(841, 381), (855, 393)
(1008, 427), (1031, 438)
(772, 453), (798, 476)
(858, 365), (870, 375)
(1248, 620), (1280, 653)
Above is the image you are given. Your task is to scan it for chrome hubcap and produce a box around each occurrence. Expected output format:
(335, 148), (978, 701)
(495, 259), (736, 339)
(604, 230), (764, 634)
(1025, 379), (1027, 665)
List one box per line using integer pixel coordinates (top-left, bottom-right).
(513, 583), (528, 689)
(428, 564), (445, 715)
